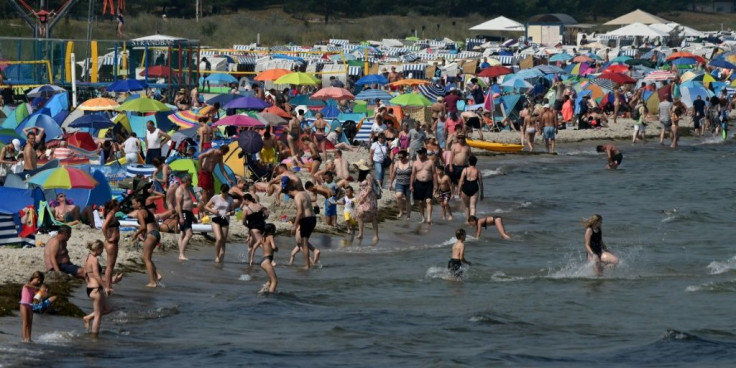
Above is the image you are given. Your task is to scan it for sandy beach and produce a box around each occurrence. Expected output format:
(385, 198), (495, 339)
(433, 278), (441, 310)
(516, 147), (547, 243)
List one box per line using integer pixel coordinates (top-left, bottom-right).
(0, 113), (699, 287)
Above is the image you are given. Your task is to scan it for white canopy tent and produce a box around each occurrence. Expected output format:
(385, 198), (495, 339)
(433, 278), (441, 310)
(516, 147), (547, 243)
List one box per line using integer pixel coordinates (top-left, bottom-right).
(606, 22), (669, 38)
(469, 16), (524, 32)
(604, 9), (669, 25)
(649, 23), (704, 37)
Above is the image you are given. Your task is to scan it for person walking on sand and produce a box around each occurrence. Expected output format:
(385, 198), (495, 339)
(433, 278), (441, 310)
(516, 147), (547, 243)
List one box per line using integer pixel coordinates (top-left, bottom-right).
(448, 229), (471, 279)
(101, 200), (124, 295)
(468, 215), (510, 239)
(596, 144), (622, 170)
(288, 181), (319, 269)
(198, 145), (230, 217)
(175, 174), (196, 261)
(458, 155), (483, 220)
(410, 148), (437, 224)
(82, 240), (113, 336)
(20, 271), (44, 342)
(145, 121), (170, 165)
(583, 214), (619, 274)
(132, 196), (162, 287)
(658, 96), (674, 146)
(632, 101), (648, 143)
(205, 184), (234, 264)
(540, 104), (558, 153)
(389, 150), (412, 219)
(356, 174), (380, 242)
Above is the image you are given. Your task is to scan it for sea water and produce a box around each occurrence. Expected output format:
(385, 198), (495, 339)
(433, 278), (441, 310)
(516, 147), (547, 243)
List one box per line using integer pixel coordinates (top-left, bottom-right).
(2, 138), (736, 367)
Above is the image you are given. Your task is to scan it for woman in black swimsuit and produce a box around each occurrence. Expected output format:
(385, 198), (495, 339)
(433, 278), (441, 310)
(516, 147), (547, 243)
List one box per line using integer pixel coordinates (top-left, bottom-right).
(583, 214), (619, 274)
(101, 199), (123, 294)
(458, 155), (483, 220)
(242, 193), (268, 265)
(132, 196), (162, 288)
(82, 240), (112, 335)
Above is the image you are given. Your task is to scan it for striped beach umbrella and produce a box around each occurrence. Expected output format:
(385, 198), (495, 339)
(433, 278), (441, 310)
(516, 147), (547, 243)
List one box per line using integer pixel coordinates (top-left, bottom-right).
(168, 110), (203, 128)
(28, 167), (99, 189)
(644, 70), (676, 81)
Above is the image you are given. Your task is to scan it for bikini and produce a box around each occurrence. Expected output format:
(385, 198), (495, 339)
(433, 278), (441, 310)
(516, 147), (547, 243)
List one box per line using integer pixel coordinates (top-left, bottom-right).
(84, 254), (104, 297)
(143, 209), (161, 242)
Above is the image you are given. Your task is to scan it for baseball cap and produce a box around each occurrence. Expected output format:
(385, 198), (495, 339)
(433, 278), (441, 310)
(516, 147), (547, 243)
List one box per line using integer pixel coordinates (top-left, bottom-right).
(12, 139), (21, 151)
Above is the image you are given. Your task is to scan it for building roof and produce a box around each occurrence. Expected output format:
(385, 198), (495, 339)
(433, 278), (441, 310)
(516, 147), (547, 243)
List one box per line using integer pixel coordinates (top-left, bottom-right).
(469, 16), (525, 32)
(528, 14), (578, 25)
(604, 9), (669, 25)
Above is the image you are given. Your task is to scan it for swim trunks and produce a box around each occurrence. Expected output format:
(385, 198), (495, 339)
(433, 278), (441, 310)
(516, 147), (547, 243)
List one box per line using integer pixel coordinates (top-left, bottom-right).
(447, 258), (463, 277)
(612, 153), (623, 165)
(298, 216), (317, 238)
(198, 170), (214, 191)
(543, 126), (556, 139)
(211, 215), (229, 226)
(179, 210), (195, 231)
(450, 165), (467, 184)
(439, 190), (452, 203)
(412, 179), (434, 201)
(201, 141), (212, 151)
(58, 262), (80, 276)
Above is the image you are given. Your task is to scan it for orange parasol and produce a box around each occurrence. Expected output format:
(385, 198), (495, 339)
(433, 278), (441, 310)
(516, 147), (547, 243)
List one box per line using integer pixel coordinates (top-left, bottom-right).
(254, 68), (291, 81)
(389, 78), (431, 87)
(263, 105), (291, 119)
(77, 97), (120, 111)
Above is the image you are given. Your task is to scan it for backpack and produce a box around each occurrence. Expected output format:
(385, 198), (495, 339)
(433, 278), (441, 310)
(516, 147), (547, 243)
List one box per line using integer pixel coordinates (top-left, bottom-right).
(372, 179), (382, 199)
(631, 105), (641, 121)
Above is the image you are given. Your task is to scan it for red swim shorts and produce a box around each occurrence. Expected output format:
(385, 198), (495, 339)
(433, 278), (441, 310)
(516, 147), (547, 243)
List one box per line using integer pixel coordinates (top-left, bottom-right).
(198, 170), (214, 191)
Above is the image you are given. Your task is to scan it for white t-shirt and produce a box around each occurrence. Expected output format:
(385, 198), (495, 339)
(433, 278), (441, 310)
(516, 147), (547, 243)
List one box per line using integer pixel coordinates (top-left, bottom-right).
(146, 129), (163, 149)
(370, 141), (388, 163)
(123, 137), (139, 154)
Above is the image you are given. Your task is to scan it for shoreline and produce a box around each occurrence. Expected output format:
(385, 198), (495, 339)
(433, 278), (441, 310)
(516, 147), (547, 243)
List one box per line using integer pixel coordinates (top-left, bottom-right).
(0, 114), (710, 316)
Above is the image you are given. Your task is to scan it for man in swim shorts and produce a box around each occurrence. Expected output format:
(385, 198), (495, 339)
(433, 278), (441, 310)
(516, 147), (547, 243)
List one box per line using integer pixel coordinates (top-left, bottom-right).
(44, 226), (84, 278)
(596, 144), (622, 170)
(198, 145), (229, 217)
(448, 228), (471, 279)
(288, 181), (319, 269)
(540, 104), (558, 154)
(410, 148), (437, 224)
(448, 134), (470, 194)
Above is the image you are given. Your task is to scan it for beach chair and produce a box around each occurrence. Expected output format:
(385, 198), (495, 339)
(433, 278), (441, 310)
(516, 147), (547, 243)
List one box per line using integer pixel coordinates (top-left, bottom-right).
(36, 201), (64, 233)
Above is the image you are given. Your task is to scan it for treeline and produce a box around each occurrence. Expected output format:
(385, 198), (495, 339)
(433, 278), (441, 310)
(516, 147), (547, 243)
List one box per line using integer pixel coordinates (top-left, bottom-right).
(0, 0), (697, 23)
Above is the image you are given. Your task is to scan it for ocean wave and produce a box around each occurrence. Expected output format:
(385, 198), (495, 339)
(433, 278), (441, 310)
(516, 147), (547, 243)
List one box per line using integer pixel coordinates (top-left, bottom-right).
(707, 256), (736, 275)
(481, 168), (505, 177)
(111, 307), (180, 325)
(685, 280), (736, 293)
(561, 149), (597, 156)
(35, 330), (80, 344)
(425, 265), (464, 281)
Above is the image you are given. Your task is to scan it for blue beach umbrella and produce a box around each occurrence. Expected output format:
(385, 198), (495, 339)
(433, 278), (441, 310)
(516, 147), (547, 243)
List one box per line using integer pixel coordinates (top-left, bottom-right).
(501, 77), (533, 89)
(205, 73), (238, 85)
(549, 53), (573, 62)
(354, 89), (393, 101)
(709, 58), (736, 70)
(68, 114), (115, 129)
(107, 79), (148, 92)
(355, 74), (389, 86)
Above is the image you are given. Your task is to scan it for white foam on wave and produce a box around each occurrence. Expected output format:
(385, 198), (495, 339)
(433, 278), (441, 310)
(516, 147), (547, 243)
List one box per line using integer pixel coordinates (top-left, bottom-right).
(36, 330), (80, 344)
(697, 136), (727, 146)
(239, 274), (253, 281)
(685, 280), (736, 293)
(561, 149), (596, 156)
(490, 271), (528, 282)
(425, 265), (465, 281)
(707, 255), (736, 275)
(481, 168), (505, 177)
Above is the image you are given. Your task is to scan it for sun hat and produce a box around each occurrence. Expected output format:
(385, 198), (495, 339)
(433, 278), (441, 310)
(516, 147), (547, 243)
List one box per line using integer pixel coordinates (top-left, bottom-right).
(355, 159), (370, 171)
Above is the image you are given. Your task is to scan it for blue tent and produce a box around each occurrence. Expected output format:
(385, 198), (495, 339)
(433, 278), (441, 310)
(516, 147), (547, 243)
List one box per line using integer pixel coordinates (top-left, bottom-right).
(0, 187), (40, 214)
(15, 114), (63, 143)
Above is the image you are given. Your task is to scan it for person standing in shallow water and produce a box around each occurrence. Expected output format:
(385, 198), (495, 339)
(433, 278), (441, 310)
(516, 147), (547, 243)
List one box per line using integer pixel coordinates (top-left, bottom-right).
(448, 229), (471, 279)
(583, 214), (619, 274)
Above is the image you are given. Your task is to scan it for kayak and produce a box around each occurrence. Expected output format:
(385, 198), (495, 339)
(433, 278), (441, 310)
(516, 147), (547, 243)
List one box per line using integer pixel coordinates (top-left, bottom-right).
(465, 139), (524, 153)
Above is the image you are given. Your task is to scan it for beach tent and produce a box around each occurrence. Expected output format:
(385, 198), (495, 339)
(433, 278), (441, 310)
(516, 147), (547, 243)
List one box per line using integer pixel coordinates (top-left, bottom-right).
(1, 103), (30, 130)
(469, 16), (525, 32)
(169, 159), (199, 187)
(649, 23), (703, 38)
(0, 187), (42, 248)
(606, 23), (669, 38)
(603, 9), (668, 25)
(15, 114), (64, 143)
(0, 213), (34, 248)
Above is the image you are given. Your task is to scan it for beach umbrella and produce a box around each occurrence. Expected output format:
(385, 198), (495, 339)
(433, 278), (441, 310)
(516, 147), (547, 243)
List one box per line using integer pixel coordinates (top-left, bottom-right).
(116, 97), (171, 113)
(168, 110), (203, 129)
(602, 64), (630, 74)
(355, 74), (389, 86)
(666, 52), (706, 64)
(643, 91), (660, 113)
(625, 59), (656, 68)
(389, 93), (432, 107)
(671, 57), (697, 66)
(549, 53), (573, 62)
(311, 87), (355, 100)
(107, 79), (148, 92)
(354, 89), (393, 101)
(274, 72), (320, 86)
(583, 83), (607, 102)
(28, 167), (99, 189)
(567, 63), (593, 76)
(389, 79), (430, 87)
(477, 66), (512, 78)
(501, 77), (533, 90)
(263, 105), (291, 119)
(237, 130), (263, 154)
(206, 93), (241, 106)
(224, 96), (270, 110)
(205, 73), (238, 85)
(212, 115), (265, 128)
(597, 73), (636, 85)
(680, 70), (703, 83)
(139, 65), (172, 78)
(513, 68), (544, 80)
(680, 81), (712, 108)
(78, 97), (119, 111)
(610, 56), (632, 64)
(288, 95), (324, 106)
(644, 70), (676, 81)
(589, 78), (615, 91)
(26, 85), (66, 98)
(259, 112), (288, 125)
(68, 114), (115, 129)
(533, 65), (566, 74)
(254, 68), (291, 82)
(417, 84), (446, 101)
(709, 58), (736, 70)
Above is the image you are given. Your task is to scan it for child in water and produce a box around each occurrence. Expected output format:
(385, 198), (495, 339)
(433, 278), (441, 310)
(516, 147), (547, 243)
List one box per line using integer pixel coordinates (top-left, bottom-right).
(19, 271), (44, 342)
(583, 214), (619, 274)
(32, 284), (57, 313)
(336, 185), (357, 234)
(448, 229), (471, 279)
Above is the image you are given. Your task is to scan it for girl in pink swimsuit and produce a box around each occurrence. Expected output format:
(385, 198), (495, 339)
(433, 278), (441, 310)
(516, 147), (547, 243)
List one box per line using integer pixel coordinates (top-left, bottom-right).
(20, 271), (44, 342)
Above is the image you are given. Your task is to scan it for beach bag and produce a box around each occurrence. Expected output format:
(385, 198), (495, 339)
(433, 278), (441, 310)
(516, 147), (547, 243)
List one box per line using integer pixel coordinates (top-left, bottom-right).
(380, 145), (391, 168)
(372, 178), (382, 199)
